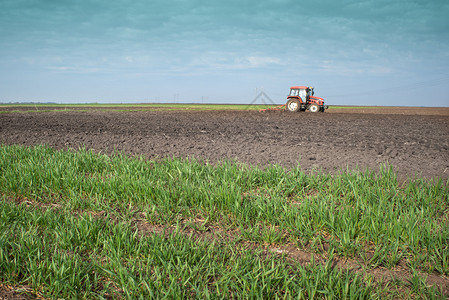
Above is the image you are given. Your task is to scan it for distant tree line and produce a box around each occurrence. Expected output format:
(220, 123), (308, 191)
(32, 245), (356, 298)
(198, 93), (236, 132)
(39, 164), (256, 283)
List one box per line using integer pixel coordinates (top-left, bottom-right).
(2, 102), (57, 104)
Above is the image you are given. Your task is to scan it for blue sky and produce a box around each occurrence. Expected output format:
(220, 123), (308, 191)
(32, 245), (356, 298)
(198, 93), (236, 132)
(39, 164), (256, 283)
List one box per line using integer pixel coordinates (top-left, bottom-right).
(1, 0), (448, 106)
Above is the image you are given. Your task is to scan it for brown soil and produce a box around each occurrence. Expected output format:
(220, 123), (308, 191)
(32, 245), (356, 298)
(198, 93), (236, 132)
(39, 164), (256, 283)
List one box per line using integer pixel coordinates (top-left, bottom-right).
(0, 284), (37, 300)
(1, 107), (448, 180)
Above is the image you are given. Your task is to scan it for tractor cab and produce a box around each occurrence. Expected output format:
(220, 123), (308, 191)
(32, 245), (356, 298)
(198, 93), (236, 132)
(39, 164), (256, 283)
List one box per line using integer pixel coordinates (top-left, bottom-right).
(288, 86), (313, 103)
(286, 86), (326, 113)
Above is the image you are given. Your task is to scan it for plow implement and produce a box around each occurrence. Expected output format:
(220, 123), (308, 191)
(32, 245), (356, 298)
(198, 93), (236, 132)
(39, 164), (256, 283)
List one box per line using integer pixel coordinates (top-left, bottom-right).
(259, 104), (286, 112)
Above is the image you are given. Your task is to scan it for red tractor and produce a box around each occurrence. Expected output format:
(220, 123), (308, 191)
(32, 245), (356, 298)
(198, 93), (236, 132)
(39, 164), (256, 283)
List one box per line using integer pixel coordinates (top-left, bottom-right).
(286, 86), (326, 113)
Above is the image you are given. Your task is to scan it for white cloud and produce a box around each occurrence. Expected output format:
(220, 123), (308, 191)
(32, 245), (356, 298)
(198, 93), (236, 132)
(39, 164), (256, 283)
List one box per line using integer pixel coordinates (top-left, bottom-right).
(246, 56), (281, 67)
(47, 66), (101, 74)
(189, 52), (281, 72)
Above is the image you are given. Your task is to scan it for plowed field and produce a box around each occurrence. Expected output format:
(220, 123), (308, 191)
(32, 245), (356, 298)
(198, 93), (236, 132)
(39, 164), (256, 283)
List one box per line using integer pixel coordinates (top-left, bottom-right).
(1, 106), (448, 180)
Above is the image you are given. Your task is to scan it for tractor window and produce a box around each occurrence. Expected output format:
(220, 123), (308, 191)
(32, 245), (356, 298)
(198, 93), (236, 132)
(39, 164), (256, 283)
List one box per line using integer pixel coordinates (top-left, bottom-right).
(290, 89), (299, 96)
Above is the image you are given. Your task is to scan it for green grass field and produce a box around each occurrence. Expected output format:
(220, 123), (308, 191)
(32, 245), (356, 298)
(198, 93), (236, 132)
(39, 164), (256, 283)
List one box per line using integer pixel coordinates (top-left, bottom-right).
(0, 103), (384, 114)
(0, 103), (278, 113)
(0, 145), (448, 298)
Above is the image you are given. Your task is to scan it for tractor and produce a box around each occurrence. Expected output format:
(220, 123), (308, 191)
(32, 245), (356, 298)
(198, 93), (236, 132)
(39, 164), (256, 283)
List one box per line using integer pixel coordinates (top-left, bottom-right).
(286, 86), (326, 113)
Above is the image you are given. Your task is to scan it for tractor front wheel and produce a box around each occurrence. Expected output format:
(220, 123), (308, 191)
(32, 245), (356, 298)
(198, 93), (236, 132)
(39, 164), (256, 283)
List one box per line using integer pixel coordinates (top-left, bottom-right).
(286, 99), (300, 112)
(308, 104), (320, 113)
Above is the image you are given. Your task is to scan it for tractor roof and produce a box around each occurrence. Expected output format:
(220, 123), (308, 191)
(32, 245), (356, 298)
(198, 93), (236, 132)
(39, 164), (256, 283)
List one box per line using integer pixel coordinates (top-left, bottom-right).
(290, 86), (311, 90)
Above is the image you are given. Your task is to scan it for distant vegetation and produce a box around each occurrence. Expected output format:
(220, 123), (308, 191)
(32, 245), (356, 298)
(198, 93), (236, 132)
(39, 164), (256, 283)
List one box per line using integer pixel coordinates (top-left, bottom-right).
(0, 103), (383, 113)
(0, 103), (277, 112)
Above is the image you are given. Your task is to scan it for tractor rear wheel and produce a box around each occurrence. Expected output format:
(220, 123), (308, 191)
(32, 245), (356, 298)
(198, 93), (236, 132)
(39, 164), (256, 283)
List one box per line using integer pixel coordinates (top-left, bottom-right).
(308, 104), (320, 113)
(286, 99), (300, 112)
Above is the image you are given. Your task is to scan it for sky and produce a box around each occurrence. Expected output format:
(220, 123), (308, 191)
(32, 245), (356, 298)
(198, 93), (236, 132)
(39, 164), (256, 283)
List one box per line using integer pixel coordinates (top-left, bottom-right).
(0, 0), (448, 106)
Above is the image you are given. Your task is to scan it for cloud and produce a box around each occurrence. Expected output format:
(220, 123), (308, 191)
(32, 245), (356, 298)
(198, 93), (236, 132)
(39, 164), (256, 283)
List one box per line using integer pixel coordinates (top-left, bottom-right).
(188, 51), (281, 72)
(245, 56), (281, 67)
(47, 66), (100, 74)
